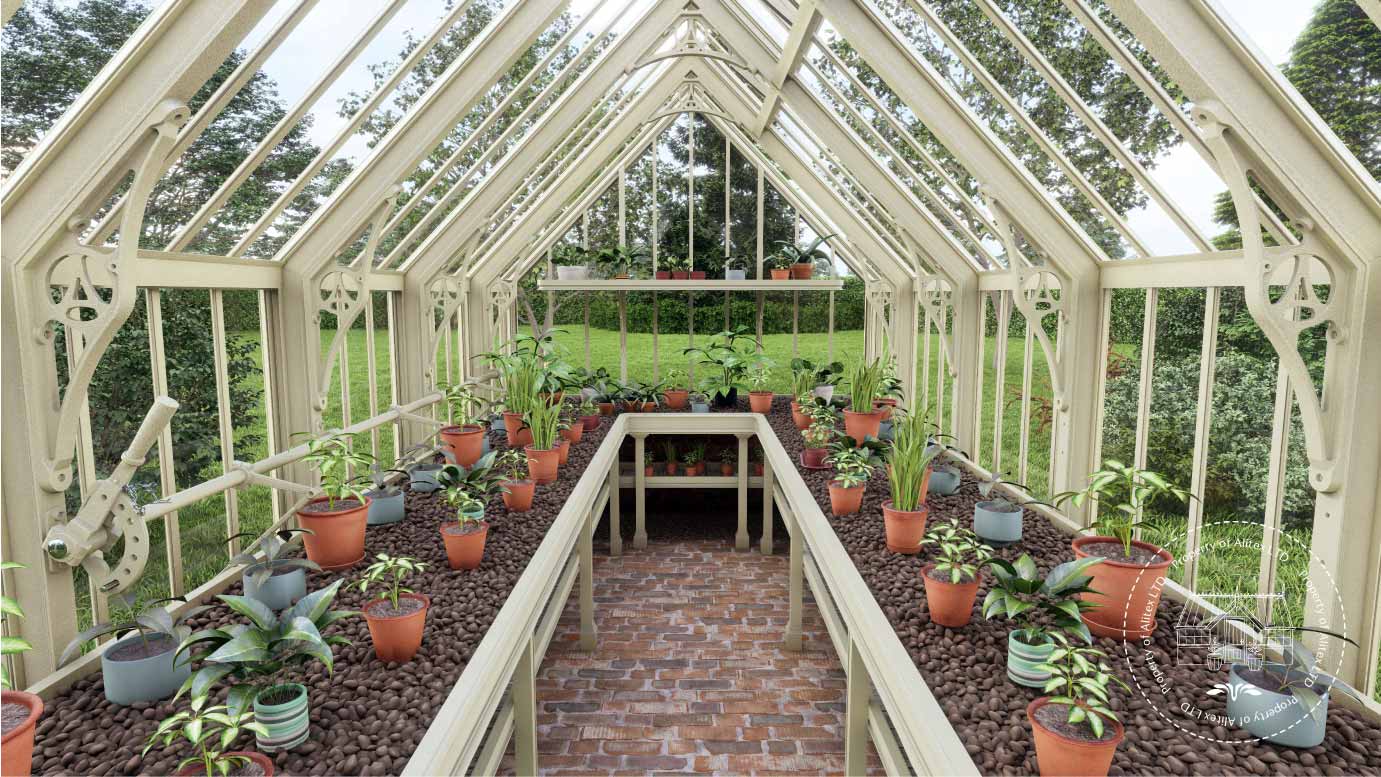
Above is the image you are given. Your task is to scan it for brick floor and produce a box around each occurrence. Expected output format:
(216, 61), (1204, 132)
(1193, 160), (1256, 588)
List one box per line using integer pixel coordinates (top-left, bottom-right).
(501, 538), (883, 776)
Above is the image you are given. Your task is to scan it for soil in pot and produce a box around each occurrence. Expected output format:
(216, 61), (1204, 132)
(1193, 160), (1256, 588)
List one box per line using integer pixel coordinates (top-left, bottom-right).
(748, 391), (773, 413)
(1071, 537), (1173, 640)
(363, 593), (430, 663)
(842, 409), (884, 444)
(297, 496), (368, 570)
(174, 751), (274, 776)
(828, 482), (864, 516)
(1028, 698), (1123, 777)
(441, 521), (488, 570)
(502, 479), (534, 511)
(2, 690), (42, 777)
(922, 565), (981, 628)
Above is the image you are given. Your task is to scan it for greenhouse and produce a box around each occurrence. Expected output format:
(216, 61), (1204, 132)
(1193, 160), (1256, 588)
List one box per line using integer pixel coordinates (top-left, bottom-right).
(2, 0), (1380, 774)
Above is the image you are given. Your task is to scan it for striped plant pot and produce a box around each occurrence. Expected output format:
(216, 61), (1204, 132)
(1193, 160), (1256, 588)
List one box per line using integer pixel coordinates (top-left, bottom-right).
(254, 683), (310, 752)
(1007, 632), (1055, 688)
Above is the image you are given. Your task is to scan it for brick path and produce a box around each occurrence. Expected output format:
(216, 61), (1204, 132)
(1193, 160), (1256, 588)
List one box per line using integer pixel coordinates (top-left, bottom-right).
(501, 538), (882, 776)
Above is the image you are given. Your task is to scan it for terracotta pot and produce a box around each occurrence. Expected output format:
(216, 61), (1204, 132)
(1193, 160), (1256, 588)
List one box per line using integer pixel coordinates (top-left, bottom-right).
(622, 399), (641, 413)
(525, 445), (560, 484)
(663, 389), (690, 409)
(2, 690), (41, 777)
(297, 495), (369, 570)
(801, 446), (828, 468)
(503, 411), (533, 447)
(641, 401), (657, 412)
(644, 465), (655, 477)
(581, 414), (600, 431)
(561, 423), (584, 444)
(874, 397), (898, 421)
(1071, 536), (1174, 640)
(1028, 697), (1124, 777)
(828, 481), (864, 516)
(748, 391), (773, 413)
(664, 461), (677, 476)
(791, 262), (813, 279)
(790, 401), (810, 430)
(685, 463), (700, 477)
(842, 408), (884, 445)
(541, 391), (564, 406)
(440, 424), (484, 467)
(441, 521), (488, 570)
(769, 268), (791, 280)
(882, 501), (927, 554)
(752, 462), (764, 476)
(175, 751), (275, 776)
(558, 438), (571, 465)
(672, 271), (690, 280)
(922, 564), (981, 627)
(655, 270), (671, 280)
(598, 402), (614, 417)
(720, 462), (734, 476)
(690, 270), (706, 280)
(502, 479), (534, 511)
(362, 592), (430, 663)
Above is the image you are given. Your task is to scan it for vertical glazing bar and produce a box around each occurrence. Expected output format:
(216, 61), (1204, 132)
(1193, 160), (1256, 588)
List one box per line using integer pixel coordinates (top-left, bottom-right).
(1132, 288), (1158, 529)
(921, 307), (932, 412)
(991, 293), (1010, 472)
(608, 452), (622, 557)
(652, 292), (660, 382)
(210, 290), (242, 554)
(724, 134), (731, 255)
(938, 309), (948, 435)
(634, 434), (647, 549)
(1089, 289), (1114, 508)
(755, 292), (765, 353)
(652, 144), (659, 274)
(688, 113), (695, 270)
(1018, 321), (1034, 486)
(974, 293), (989, 468)
(513, 638), (538, 776)
(258, 291), (283, 523)
(584, 295), (591, 372)
(1184, 288), (1221, 587)
(760, 448), (774, 555)
(844, 640), (870, 777)
(1258, 364), (1293, 623)
(791, 291), (799, 358)
(145, 289), (185, 597)
(828, 290), (835, 362)
(736, 434), (750, 551)
(618, 166), (626, 247)
(442, 313), (453, 394)
(786, 504), (802, 650)
(580, 509), (595, 650)
(386, 292), (402, 460)
(724, 291), (730, 331)
(618, 294), (629, 382)
(365, 295), (381, 461)
(755, 166), (764, 278)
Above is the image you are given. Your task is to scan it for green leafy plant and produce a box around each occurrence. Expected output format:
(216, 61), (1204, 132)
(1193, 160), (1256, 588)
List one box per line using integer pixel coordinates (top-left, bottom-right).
(790, 358), (844, 388)
(845, 358), (886, 415)
(1034, 632), (1130, 739)
(438, 452), (505, 519)
(826, 433), (885, 474)
(576, 395), (598, 417)
(439, 381), (485, 426)
(229, 529), (320, 588)
(365, 460), (411, 497)
(176, 580), (357, 715)
(683, 326), (759, 401)
(623, 380), (666, 406)
(300, 432), (373, 509)
(551, 244), (588, 267)
(356, 554), (427, 611)
(831, 468), (870, 489)
(773, 233), (836, 268)
(790, 367), (815, 400)
(1207, 620), (1362, 722)
(1, 562), (32, 689)
(59, 591), (208, 667)
(888, 410), (940, 511)
(682, 448), (703, 466)
(524, 400), (566, 450)
(664, 369), (687, 390)
(921, 518), (993, 584)
(747, 356), (775, 392)
(143, 694), (268, 777)
(983, 555), (1104, 645)
(1054, 460), (1192, 556)
(496, 449), (529, 482)
(719, 448), (735, 465)
(803, 421), (834, 448)
(661, 439), (678, 464)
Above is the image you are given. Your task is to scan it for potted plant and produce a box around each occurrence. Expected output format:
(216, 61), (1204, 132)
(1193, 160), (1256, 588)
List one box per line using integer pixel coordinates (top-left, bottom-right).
(176, 580), (355, 752)
(1053, 460), (1191, 640)
(144, 695), (273, 776)
(682, 449), (701, 477)
(972, 470), (1044, 546)
(718, 448), (735, 476)
(592, 381), (620, 416)
(626, 380), (664, 412)
(766, 252), (792, 280)
(2, 562), (42, 777)
(772, 233), (834, 279)
(644, 450), (656, 476)
(58, 592), (202, 704)
(926, 442), (963, 496)
(560, 407), (584, 445)
(724, 257), (747, 280)
(792, 358), (845, 401)
(747, 356), (775, 413)
(919, 518), (992, 628)
(801, 420), (833, 468)
(689, 391), (709, 413)
(438, 382), (486, 467)
(842, 358), (886, 444)
(883, 411), (939, 554)
(684, 326), (758, 408)
(1027, 633), (1129, 777)
(825, 437), (880, 516)
(356, 554), (429, 663)
(552, 244), (589, 280)
(662, 369), (690, 409)
(497, 359), (541, 447)
(405, 445), (446, 494)
(1209, 621), (1362, 747)
(297, 432), (372, 570)
(981, 554), (1103, 687)
(364, 461), (410, 525)
(577, 395), (601, 431)
(875, 356), (903, 420)
(523, 400), (565, 484)
(666, 255), (690, 280)
(654, 263), (671, 280)
(496, 449), (534, 511)
(661, 440), (678, 475)
(231, 529), (320, 612)
(689, 264), (707, 280)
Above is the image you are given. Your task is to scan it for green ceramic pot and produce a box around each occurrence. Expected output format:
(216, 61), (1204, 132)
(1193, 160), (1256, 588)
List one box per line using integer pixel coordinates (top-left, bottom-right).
(253, 683), (309, 752)
(1008, 632), (1055, 688)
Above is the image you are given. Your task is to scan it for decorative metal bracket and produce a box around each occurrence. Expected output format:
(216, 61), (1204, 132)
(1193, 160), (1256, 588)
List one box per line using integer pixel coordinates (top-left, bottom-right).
(424, 275), (465, 389)
(626, 11), (756, 76)
(645, 81), (741, 128)
(918, 275), (959, 379)
(1193, 101), (1347, 492)
(16, 101), (188, 493)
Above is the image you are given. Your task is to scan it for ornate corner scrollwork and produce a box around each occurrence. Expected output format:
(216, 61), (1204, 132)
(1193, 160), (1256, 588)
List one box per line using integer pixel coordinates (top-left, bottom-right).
(16, 101), (188, 493)
(918, 275), (959, 378)
(1193, 101), (1347, 492)
(424, 275), (464, 389)
(625, 13), (755, 75)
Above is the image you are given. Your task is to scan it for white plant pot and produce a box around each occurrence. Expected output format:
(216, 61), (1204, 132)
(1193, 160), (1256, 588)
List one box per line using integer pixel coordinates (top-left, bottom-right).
(812, 385), (834, 402)
(555, 265), (589, 280)
(725, 269), (747, 280)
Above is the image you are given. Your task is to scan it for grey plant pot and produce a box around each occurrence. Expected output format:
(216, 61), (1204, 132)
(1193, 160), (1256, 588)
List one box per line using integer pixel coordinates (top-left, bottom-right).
(725, 269), (747, 280)
(100, 634), (192, 705)
(243, 565), (306, 612)
(1226, 663), (1330, 748)
(366, 490), (405, 526)
(555, 265), (589, 280)
(491, 415), (507, 432)
(1007, 632), (1055, 687)
(410, 464), (444, 493)
(812, 385), (834, 402)
(973, 500), (1023, 546)
(691, 402), (709, 413)
(877, 421), (892, 441)
(929, 466), (961, 496)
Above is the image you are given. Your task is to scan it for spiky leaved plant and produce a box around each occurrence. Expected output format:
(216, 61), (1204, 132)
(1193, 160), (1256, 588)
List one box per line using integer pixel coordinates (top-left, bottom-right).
(888, 410), (939, 511)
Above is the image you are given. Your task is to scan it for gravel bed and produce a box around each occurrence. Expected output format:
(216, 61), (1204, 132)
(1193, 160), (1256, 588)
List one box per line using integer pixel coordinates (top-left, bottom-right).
(31, 414), (613, 777)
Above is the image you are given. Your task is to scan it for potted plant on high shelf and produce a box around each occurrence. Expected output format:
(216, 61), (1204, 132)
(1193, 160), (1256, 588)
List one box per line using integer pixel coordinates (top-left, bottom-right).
(689, 262), (707, 281)
(2, 562), (42, 777)
(552, 244), (590, 280)
(523, 399), (565, 484)
(766, 251), (792, 280)
(981, 554), (1103, 687)
(593, 245), (650, 280)
(1027, 633), (1129, 777)
(718, 448), (735, 476)
(438, 382), (486, 468)
(176, 580), (356, 752)
(58, 592), (203, 705)
(297, 432), (373, 570)
(356, 554), (430, 663)
(973, 471), (1050, 547)
(772, 233), (835, 279)
(144, 695), (273, 776)
(919, 518), (992, 628)
(842, 357), (887, 444)
(824, 435), (878, 516)
(689, 391), (710, 413)
(662, 369), (690, 409)
(684, 326), (758, 409)
(666, 255), (690, 280)
(882, 411), (939, 554)
(724, 256), (747, 281)
(746, 356), (775, 413)
(1053, 460), (1191, 640)
(231, 529), (320, 612)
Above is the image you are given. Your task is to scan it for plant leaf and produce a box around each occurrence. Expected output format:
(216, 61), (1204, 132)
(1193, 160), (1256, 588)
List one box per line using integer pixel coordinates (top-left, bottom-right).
(217, 595), (277, 630)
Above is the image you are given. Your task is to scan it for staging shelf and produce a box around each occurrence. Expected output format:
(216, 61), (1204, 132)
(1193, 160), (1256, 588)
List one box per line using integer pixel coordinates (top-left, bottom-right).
(536, 278), (844, 291)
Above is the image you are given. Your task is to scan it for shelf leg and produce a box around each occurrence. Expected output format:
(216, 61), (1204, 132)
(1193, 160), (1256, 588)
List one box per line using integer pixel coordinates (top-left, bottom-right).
(634, 433), (647, 549)
(844, 639), (871, 777)
(760, 452), (774, 555)
(513, 637), (538, 776)
(736, 434), (750, 551)
(580, 514), (595, 651)
(787, 506), (803, 652)
(608, 452), (621, 557)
